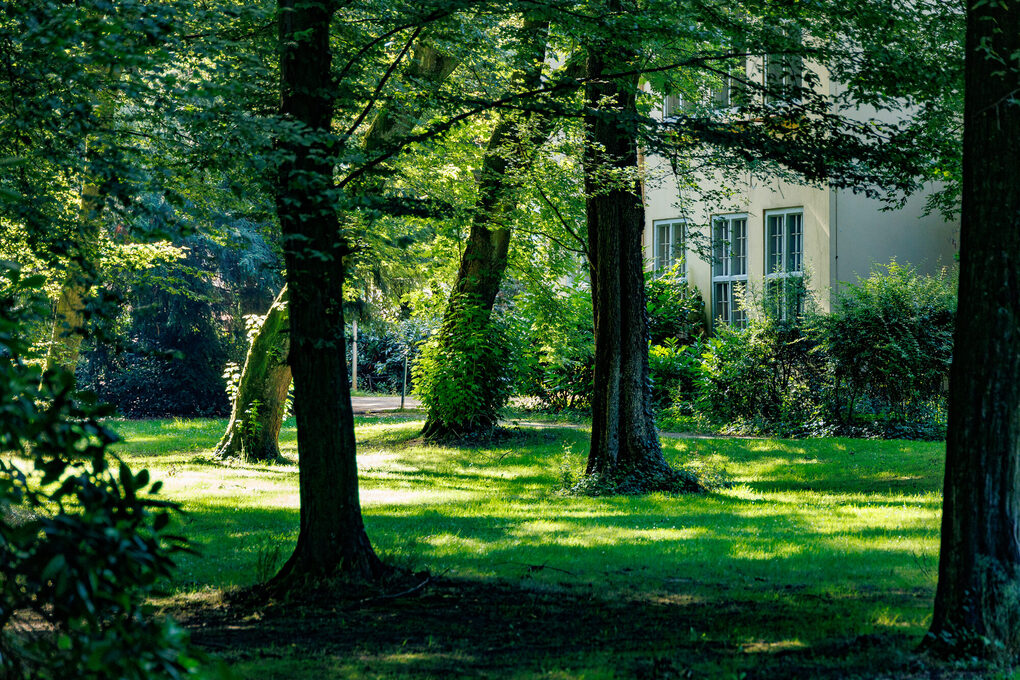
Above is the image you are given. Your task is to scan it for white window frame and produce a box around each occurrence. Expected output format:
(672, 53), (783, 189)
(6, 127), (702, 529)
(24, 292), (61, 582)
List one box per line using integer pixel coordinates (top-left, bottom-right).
(764, 207), (805, 319)
(653, 218), (687, 276)
(711, 214), (748, 328)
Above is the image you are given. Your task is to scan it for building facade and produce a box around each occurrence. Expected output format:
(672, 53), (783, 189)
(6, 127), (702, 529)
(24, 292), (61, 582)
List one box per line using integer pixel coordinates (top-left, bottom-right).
(643, 62), (960, 327)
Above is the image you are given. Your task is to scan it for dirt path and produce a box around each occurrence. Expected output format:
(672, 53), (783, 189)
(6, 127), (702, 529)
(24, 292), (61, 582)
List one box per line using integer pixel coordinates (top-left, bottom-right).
(351, 395), (420, 413)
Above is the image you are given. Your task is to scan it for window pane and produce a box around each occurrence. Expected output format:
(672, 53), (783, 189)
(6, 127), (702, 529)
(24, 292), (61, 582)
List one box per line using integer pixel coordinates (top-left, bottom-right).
(767, 216), (783, 273)
(712, 220), (725, 277)
(656, 224), (669, 270)
(732, 218), (747, 276)
(714, 282), (729, 323)
(787, 213), (803, 273)
(671, 223), (685, 275)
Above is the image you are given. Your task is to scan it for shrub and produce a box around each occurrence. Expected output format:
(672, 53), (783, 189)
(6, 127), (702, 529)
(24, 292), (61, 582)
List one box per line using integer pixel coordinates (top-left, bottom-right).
(695, 315), (825, 435)
(413, 298), (519, 436)
(0, 263), (217, 679)
(813, 261), (955, 437)
(646, 264), (706, 345)
(517, 285), (595, 412)
(648, 338), (702, 410)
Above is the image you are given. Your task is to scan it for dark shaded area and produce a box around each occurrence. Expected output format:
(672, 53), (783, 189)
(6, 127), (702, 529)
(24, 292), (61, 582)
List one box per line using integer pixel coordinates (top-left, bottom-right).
(180, 577), (977, 679)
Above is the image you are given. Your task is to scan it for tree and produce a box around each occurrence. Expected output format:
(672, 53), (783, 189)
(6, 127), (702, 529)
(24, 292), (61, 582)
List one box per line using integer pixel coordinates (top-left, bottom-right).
(417, 17), (557, 440)
(927, 0), (1020, 657)
(269, 0), (387, 584)
(214, 36), (457, 461)
(215, 287), (291, 462)
(578, 2), (704, 493)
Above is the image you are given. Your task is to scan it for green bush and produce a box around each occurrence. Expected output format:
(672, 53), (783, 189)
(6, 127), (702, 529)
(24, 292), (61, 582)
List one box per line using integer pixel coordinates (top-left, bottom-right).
(0, 263), (220, 679)
(695, 315), (824, 436)
(648, 338), (702, 410)
(812, 261), (955, 438)
(657, 262), (956, 440)
(646, 264), (706, 345)
(414, 298), (519, 437)
(517, 285), (595, 412)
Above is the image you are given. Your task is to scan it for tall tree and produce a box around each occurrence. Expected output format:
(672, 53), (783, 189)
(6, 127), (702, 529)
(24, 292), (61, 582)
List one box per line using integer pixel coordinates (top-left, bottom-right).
(271, 0), (384, 583)
(579, 4), (703, 493)
(927, 0), (1020, 655)
(418, 17), (556, 440)
(214, 38), (457, 461)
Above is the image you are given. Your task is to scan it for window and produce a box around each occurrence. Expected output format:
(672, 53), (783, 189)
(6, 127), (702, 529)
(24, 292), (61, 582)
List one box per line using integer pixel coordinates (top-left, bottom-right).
(662, 94), (683, 120)
(654, 219), (686, 275)
(711, 215), (748, 327)
(764, 29), (804, 103)
(765, 208), (805, 319)
(710, 55), (749, 109)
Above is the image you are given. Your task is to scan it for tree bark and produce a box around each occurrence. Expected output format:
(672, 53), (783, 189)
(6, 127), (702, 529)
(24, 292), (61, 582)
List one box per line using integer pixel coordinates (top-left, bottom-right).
(215, 287), (291, 463)
(927, 0), (1020, 655)
(580, 16), (702, 494)
(271, 0), (383, 585)
(420, 18), (551, 440)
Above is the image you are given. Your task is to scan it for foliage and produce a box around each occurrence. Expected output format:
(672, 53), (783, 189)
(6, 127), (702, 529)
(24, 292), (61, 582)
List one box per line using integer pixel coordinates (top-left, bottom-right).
(0, 264), (215, 679)
(658, 262), (956, 439)
(645, 264), (706, 346)
(695, 314), (825, 437)
(516, 283), (595, 412)
(413, 298), (519, 438)
(812, 261), (955, 437)
(648, 338), (703, 411)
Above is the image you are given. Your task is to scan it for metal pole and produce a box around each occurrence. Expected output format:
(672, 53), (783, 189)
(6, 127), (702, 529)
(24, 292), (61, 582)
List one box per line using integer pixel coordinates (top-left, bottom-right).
(401, 351), (408, 410)
(352, 318), (358, 392)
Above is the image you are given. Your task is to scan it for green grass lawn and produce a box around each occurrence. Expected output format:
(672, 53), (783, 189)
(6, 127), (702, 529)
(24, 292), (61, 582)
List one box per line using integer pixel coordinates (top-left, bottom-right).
(108, 416), (959, 679)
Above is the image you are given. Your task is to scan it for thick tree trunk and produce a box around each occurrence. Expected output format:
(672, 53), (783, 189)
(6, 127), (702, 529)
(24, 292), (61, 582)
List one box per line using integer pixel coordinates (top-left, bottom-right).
(271, 0), (384, 585)
(580, 24), (702, 494)
(420, 19), (551, 440)
(927, 0), (1020, 655)
(215, 287), (291, 463)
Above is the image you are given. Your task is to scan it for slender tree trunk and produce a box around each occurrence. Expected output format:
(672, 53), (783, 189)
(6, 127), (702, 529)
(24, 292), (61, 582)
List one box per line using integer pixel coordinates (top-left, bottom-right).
(215, 287), (291, 463)
(927, 0), (1020, 655)
(580, 18), (702, 494)
(43, 67), (121, 375)
(214, 39), (457, 461)
(271, 0), (383, 585)
(420, 18), (551, 440)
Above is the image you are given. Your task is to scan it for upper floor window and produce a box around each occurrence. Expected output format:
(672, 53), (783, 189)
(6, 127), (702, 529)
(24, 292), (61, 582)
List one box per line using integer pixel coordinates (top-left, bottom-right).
(712, 214), (748, 328)
(764, 28), (804, 103)
(710, 55), (749, 109)
(654, 218), (686, 276)
(765, 208), (805, 318)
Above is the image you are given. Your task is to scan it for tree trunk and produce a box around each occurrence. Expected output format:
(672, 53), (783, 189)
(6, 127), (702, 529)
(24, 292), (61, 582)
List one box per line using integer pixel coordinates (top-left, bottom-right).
(215, 287), (291, 463)
(271, 0), (383, 585)
(43, 67), (120, 376)
(927, 0), (1020, 655)
(420, 18), (551, 440)
(580, 21), (702, 495)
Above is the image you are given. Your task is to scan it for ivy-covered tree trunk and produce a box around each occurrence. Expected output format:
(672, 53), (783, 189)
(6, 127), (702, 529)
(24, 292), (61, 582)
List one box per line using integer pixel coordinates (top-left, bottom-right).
(271, 0), (384, 585)
(215, 287), (291, 462)
(214, 39), (456, 461)
(580, 22), (702, 495)
(927, 0), (1020, 655)
(420, 18), (550, 440)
